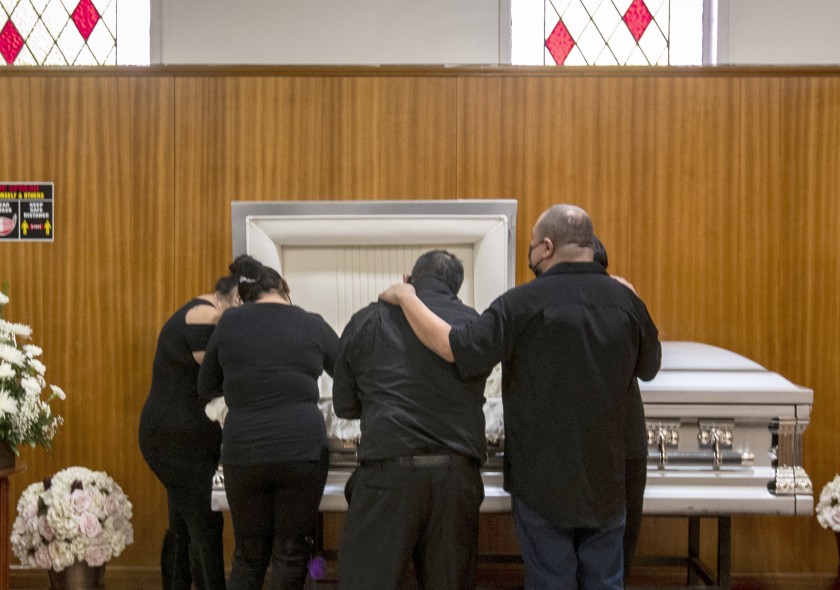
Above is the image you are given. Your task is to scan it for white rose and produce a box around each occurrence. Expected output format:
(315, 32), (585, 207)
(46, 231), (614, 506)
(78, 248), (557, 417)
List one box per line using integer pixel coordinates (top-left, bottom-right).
(22, 501), (38, 519)
(38, 516), (53, 541)
(79, 512), (102, 538)
(70, 489), (92, 513)
(84, 544), (110, 567)
(35, 545), (53, 569)
(104, 494), (122, 517)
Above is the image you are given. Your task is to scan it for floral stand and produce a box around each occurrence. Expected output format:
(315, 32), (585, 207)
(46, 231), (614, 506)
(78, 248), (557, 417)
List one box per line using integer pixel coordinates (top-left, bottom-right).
(48, 561), (105, 590)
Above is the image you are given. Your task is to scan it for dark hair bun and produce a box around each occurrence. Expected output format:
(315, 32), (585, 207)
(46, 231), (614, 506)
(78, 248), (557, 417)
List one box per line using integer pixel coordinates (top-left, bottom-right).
(229, 254), (255, 275)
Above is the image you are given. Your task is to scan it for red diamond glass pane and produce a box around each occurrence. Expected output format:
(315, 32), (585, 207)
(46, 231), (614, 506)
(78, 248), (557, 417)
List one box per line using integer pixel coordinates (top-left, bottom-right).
(71, 0), (101, 41)
(0, 19), (24, 64)
(623, 0), (653, 42)
(545, 20), (575, 66)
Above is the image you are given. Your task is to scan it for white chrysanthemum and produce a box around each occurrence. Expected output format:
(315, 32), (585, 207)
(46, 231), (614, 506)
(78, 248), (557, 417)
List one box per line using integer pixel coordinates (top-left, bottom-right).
(0, 292), (8, 305)
(0, 320), (31, 338)
(20, 376), (42, 397)
(0, 363), (14, 379)
(0, 390), (18, 417)
(50, 384), (66, 400)
(22, 344), (42, 358)
(0, 344), (25, 366)
(28, 358), (46, 375)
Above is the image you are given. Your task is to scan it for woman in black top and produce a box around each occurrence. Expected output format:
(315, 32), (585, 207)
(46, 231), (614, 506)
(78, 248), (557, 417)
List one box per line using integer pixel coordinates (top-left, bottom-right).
(139, 274), (240, 590)
(198, 256), (339, 590)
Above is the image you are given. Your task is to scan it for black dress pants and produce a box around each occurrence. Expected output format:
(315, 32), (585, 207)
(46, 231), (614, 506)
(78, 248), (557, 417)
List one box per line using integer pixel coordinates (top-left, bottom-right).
(338, 457), (484, 590)
(142, 440), (226, 590)
(223, 448), (329, 590)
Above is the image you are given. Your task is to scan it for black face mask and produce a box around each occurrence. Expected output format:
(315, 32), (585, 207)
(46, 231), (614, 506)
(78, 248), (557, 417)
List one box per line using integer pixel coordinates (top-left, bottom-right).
(527, 242), (542, 277)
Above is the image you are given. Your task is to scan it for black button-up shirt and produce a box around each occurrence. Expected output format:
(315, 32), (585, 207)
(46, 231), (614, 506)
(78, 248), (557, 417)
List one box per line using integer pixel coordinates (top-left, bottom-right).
(333, 277), (488, 463)
(450, 262), (661, 528)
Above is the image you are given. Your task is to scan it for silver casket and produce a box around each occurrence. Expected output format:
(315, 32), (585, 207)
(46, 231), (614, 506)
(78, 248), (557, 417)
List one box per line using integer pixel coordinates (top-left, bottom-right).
(211, 200), (814, 520)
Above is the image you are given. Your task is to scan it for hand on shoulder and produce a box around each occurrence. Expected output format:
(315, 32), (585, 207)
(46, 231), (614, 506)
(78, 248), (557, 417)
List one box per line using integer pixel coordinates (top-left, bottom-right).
(379, 282), (416, 305)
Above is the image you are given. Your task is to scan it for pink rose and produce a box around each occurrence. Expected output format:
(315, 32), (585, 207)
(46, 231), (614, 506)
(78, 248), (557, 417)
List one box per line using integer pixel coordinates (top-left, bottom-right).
(70, 489), (93, 513)
(84, 544), (109, 567)
(79, 512), (102, 538)
(35, 545), (53, 569)
(37, 517), (53, 542)
(22, 501), (38, 519)
(104, 494), (121, 517)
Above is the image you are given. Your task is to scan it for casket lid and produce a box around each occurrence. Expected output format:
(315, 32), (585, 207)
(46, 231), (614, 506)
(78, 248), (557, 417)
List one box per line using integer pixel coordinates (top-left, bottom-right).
(640, 341), (813, 405)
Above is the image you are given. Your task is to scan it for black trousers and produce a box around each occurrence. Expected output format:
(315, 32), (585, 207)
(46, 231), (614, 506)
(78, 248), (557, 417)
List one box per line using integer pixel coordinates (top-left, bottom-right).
(223, 448), (329, 590)
(141, 440), (226, 590)
(338, 457), (484, 590)
(624, 455), (648, 583)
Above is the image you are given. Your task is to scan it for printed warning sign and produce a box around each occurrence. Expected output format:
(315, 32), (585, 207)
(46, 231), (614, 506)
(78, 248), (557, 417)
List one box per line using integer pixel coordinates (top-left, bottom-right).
(0, 182), (54, 242)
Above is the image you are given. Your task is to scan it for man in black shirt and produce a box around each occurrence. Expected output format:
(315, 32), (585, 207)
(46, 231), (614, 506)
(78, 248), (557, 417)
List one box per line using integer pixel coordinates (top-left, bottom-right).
(381, 205), (661, 589)
(333, 250), (488, 590)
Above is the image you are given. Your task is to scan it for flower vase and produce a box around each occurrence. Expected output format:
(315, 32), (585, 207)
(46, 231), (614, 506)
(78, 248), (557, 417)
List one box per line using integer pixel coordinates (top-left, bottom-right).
(48, 561), (105, 590)
(0, 442), (15, 469)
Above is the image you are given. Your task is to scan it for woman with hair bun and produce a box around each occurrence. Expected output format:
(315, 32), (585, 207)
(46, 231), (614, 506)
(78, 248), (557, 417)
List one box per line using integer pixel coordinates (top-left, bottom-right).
(140, 272), (241, 590)
(198, 255), (339, 590)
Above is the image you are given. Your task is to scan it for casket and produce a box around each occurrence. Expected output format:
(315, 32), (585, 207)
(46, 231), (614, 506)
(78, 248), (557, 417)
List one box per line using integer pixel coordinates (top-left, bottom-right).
(210, 200), (814, 520)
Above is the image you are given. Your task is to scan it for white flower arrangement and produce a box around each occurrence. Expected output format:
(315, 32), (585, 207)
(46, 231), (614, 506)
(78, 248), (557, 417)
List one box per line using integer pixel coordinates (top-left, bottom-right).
(11, 466), (134, 571)
(817, 475), (840, 533)
(0, 288), (64, 452)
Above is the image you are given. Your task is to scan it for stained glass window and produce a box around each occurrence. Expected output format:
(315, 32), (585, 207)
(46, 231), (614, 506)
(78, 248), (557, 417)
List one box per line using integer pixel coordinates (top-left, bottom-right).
(512, 0), (707, 66)
(0, 0), (148, 65)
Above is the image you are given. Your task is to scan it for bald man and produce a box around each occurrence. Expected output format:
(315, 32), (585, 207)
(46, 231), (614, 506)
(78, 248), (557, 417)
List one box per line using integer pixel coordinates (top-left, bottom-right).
(380, 204), (661, 589)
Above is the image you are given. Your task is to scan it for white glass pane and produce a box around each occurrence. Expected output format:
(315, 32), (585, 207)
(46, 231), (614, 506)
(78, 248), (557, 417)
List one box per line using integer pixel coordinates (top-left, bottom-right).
(86, 16), (112, 62)
(613, 0), (634, 12)
(55, 17), (81, 59)
(563, 0), (591, 39)
(11, 0), (38, 37)
(595, 46), (619, 64)
(592, 1), (621, 37)
(41, 0), (68, 38)
(608, 22), (636, 63)
(638, 22), (667, 60)
(625, 44), (650, 65)
(580, 0), (603, 14)
(564, 44), (589, 65)
(101, 0), (114, 34)
(72, 41), (96, 64)
(577, 21), (606, 63)
(91, 0), (110, 13)
(57, 0), (75, 11)
(1, 0), (20, 14)
(544, 12), (560, 38)
(670, 0), (702, 65)
(26, 18), (53, 62)
(652, 0), (669, 36)
(549, 0), (574, 16)
(43, 40), (66, 64)
(14, 43), (36, 65)
(116, 0), (150, 65)
(102, 42), (114, 63)
(30, 0), (48, 13)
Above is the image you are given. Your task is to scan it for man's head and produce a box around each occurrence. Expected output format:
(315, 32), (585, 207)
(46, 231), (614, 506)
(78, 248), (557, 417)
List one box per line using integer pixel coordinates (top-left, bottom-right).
(409, 249), (465, 295)
(527, 204), (595, 276)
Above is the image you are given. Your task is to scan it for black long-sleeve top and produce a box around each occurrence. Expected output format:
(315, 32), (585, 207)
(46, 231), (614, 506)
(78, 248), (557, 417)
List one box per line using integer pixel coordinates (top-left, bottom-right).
(197, 302), (339, 465)
(333, 277), (488, 463)
(449, 262), (661, 529)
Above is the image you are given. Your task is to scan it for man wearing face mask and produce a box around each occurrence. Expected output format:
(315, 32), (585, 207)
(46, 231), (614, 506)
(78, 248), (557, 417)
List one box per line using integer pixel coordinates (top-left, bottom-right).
(379, 204), (661, 589)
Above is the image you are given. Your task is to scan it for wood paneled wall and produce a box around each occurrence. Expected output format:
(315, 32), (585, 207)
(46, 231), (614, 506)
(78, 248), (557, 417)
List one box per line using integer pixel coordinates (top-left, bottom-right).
(0, 66), (838, 580)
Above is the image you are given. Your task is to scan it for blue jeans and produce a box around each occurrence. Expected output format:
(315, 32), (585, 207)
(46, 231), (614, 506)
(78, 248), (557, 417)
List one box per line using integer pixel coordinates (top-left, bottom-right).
(512, 495), (625, 589)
